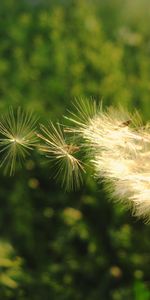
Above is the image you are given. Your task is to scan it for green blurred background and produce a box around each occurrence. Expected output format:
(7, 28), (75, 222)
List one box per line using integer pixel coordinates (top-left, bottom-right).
(0, 0), (150, 299)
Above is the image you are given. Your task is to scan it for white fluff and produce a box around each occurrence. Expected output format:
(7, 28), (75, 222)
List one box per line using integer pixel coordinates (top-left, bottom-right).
(74, 105), (150, 221)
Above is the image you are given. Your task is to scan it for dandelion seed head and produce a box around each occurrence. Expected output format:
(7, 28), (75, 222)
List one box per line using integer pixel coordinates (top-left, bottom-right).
(66, 98), (150, 221)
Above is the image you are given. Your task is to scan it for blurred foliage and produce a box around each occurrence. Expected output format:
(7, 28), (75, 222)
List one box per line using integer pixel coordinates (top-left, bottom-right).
(0, 240), (28, 299)
(0, 0), (150, 299)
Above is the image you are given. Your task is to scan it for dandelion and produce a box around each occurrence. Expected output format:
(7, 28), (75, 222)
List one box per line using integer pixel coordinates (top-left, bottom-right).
(0, 107), (37, 175)
(2, 100), (149, 221)
(66, 99), (150, 221)
(37, 122), (84, 191)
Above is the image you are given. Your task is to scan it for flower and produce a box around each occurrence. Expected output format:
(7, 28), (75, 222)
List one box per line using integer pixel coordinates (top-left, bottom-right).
(66, 99), (150, 221)
(0, 107), (37, 175)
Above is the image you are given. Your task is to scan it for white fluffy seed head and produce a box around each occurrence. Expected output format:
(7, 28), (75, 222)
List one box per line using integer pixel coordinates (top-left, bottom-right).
(67, 99), (150, 222)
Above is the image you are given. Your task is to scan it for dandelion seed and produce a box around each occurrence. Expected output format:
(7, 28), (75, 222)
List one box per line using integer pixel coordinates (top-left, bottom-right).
(37, 122), (84, 191)
(0, 107), (37, 175)
(65, 97), (101, 128)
